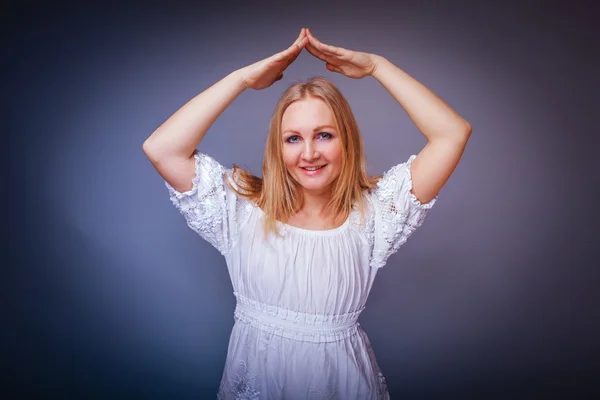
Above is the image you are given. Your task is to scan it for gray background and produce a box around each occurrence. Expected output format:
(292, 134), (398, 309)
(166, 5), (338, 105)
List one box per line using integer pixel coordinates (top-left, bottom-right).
(6, 0), (599, 398)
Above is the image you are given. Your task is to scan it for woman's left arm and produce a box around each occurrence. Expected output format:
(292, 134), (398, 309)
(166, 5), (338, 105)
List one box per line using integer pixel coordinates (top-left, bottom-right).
(305, 29), (472, 204)
(371, 56), (472, 203)
(371, 56), (471, 142)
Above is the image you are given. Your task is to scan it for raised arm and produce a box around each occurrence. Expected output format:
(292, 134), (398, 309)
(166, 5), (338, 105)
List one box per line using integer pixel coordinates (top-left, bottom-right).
(304, 29), (472, 204)
(142, 71), (247, 192)
(143, 29), (308, 193)
(369, 56), (471, 203)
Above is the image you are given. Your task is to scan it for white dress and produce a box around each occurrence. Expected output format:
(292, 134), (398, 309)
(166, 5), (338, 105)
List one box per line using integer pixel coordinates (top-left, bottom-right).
(165, 150), (437, 399)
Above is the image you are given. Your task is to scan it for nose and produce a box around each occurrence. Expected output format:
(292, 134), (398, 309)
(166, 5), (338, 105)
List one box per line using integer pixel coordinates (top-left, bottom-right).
(301, 141), (319, 161)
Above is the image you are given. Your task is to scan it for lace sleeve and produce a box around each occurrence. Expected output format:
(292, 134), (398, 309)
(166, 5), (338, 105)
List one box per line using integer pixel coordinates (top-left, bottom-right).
(369, 155), (438, 269)
(164, 150), (252, 256)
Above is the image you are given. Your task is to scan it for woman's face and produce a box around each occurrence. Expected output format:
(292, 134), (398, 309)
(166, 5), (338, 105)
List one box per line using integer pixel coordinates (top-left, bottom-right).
(281, 97), (343, 195)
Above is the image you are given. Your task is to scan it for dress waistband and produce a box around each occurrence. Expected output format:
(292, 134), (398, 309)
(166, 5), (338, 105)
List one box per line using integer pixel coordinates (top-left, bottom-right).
(233, 292), (363, 343)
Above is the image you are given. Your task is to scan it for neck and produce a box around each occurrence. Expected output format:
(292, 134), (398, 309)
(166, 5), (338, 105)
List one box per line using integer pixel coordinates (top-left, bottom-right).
(298, 189), (334, 218)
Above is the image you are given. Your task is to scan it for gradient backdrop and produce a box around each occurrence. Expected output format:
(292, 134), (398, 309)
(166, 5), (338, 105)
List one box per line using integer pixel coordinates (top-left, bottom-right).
(6, 0), (599, 398)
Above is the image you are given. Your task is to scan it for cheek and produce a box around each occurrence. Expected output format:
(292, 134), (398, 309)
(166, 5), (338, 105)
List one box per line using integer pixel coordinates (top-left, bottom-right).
(281, 147), (297, 169)
(323, 143), (343, 164)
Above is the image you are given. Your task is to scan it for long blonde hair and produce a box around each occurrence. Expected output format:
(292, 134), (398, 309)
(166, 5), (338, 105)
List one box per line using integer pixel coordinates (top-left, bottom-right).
(227, 77), (381, 238)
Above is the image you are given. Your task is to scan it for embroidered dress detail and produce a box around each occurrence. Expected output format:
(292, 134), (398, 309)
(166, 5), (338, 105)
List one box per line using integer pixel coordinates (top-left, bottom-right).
(165, 150), (254, 256)
(218, 360), (260, 400)
(370, 154), (437, 269)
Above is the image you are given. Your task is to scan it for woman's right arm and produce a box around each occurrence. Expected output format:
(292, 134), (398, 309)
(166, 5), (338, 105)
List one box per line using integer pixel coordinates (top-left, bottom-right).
(142, 70), (247, 193)
(143, 28), (308, 193)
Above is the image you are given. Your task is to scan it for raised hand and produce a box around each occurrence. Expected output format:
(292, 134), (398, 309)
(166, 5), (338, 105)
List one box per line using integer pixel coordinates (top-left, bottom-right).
(240, 29), (308, 90)
(304, 29), (379, 79)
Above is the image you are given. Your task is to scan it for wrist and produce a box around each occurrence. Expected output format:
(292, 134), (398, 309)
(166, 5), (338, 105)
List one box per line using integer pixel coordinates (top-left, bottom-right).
(370, 55), (387, 80)
(230, 68), (250, 91)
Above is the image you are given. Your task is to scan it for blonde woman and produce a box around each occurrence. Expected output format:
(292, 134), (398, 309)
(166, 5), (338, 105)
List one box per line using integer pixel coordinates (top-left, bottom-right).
(143, 28), (471, 399)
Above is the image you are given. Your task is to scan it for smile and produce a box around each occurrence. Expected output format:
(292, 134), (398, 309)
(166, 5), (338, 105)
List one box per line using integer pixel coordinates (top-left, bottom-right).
(300, 164), (327, 175)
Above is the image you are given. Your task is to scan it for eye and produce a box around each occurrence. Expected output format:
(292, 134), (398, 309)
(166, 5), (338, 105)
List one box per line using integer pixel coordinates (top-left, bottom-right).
(284, 132), (333, 143)
(285, 135), (301, 143)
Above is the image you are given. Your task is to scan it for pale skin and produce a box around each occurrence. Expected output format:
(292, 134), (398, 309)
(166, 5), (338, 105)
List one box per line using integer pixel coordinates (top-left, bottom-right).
(143, 28), (471, 230)
(281, 97), (345, 229)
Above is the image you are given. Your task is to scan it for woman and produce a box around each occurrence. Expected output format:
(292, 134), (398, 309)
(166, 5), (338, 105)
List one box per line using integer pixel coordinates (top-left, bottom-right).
(143, 28), (471, 399)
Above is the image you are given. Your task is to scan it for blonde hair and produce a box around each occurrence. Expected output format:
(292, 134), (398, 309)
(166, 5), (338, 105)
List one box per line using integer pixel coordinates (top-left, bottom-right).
(227, 77), (381, 238)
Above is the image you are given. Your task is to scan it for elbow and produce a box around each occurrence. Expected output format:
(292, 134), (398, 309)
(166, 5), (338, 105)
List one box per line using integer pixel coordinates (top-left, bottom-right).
(142, 140), (153, 156)
(142, 139), (153, 154)
(463, 121), (472, 136)
(142, 139), (161, 164)
(455, 121), (472, 143)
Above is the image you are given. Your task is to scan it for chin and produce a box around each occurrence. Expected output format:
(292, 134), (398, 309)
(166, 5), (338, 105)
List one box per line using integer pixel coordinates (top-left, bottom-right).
(300, 183), (330, 191)
(296, 176), (335, 192)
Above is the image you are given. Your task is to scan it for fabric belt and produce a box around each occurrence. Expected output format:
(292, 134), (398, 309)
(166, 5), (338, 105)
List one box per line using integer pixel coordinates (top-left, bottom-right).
(232, 292), (363, 343)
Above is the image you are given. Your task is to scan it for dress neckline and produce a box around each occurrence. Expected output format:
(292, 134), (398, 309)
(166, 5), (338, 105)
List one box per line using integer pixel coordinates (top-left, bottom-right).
(254, 204), (353, 236)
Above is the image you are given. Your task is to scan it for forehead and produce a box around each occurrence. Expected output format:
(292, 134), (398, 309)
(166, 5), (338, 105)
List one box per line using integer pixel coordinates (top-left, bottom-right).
(281, 97), (335, 131)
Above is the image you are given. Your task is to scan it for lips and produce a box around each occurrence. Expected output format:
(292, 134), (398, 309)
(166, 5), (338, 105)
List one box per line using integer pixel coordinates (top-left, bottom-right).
(300, 165), (327, 170)
(299, 164), (328, 177)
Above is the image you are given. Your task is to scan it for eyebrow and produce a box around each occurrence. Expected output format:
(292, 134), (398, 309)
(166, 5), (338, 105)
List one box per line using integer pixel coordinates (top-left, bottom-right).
(282, 125), (337, 136)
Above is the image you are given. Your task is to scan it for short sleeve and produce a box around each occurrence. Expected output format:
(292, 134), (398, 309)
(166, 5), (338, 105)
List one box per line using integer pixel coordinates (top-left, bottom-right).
(369, 155), (438, 269)
(164, 150), (252, 256)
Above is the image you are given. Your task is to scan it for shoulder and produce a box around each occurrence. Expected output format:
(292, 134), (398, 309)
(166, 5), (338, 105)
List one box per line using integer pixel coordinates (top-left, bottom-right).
(349, 191), (376, 238)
